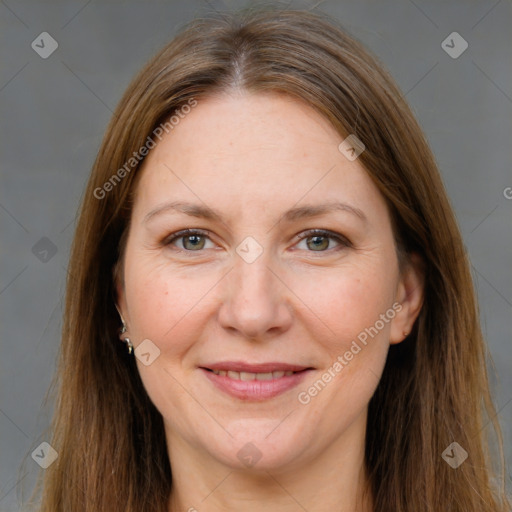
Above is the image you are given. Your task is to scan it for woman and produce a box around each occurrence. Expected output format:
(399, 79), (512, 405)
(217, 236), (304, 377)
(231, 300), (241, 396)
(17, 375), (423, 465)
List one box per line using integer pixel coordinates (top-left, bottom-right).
(31, 6), (509, 512)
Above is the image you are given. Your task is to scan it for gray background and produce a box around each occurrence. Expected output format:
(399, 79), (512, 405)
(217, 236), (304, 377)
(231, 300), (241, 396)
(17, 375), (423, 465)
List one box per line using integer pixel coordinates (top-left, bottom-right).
(1, 0), (511, 510)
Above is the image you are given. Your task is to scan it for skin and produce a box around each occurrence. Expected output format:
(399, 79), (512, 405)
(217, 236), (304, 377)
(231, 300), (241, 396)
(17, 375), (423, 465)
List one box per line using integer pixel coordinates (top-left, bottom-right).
(116, 91), (424, 512)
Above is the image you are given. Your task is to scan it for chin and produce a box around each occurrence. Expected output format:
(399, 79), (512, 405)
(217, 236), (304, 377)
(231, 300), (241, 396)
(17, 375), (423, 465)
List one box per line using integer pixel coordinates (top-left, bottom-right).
(200, 419), (310, 472)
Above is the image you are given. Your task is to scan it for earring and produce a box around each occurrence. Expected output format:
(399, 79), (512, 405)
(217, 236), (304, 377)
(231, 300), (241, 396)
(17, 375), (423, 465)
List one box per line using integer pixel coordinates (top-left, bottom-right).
(118, 323), (134, 355)
(116, 305), (134, 355)
(403, 330), (409, 337)
(123, 337), (134, 355)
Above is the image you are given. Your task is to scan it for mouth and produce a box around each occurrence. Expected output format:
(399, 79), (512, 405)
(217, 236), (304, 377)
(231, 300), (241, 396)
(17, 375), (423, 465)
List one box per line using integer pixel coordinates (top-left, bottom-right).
(200, 362), (313, 401)
(207, 369), (296, 380)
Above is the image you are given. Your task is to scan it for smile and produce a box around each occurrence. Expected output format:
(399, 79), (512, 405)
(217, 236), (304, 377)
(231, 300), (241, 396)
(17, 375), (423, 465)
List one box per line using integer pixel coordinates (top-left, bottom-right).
(200, 363), (312, 401)
(209, 369), (296, 380)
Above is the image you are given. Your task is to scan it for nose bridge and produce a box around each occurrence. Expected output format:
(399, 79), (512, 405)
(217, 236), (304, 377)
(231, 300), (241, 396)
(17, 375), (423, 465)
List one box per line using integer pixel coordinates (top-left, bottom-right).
(218, 250), (291, 339)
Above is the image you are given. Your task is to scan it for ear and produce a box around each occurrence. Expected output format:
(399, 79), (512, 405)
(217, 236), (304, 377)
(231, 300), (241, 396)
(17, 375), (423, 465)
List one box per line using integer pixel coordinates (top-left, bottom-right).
(389, 252), (425, 345)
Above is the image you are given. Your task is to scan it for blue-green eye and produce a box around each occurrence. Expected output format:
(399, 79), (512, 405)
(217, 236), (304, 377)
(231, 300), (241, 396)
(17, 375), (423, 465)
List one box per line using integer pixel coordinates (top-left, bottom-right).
(295, 229), (350, 252)
(164, 229), (214, 251)
(163, 228), (350, 253)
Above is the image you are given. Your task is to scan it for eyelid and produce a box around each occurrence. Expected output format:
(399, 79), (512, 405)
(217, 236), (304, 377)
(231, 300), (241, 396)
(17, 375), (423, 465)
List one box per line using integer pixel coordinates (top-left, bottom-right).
(294, 229), (351, 246)
(162, 228), (351, 252)
(162, 228), (213, 247)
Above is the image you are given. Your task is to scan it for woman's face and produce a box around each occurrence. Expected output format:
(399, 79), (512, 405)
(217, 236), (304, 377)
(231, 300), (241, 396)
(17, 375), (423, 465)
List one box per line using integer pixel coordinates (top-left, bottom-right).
(116, 92), (422, 472)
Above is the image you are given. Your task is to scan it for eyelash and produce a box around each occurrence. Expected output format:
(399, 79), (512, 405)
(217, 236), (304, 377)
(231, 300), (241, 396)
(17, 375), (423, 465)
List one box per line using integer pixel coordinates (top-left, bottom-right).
(162, 228), (351, 254)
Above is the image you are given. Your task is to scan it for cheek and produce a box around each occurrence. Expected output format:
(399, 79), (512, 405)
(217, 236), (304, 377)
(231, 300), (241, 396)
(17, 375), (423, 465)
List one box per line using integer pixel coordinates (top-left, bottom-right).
(289, 265), (395, 411)
(291, 272), (393, 425)
(123, 261), (212, 422)
(304, 270), (395, 394)
(290, 265), (395, 349)
(124, 255), (217, 343)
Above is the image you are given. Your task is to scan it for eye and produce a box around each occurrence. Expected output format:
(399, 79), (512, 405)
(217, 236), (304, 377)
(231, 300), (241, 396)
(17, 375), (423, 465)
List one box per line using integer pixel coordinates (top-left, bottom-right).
(163, 229), (215, 251)
(294, 229), (350, 252)
(162, 228), (350, 254)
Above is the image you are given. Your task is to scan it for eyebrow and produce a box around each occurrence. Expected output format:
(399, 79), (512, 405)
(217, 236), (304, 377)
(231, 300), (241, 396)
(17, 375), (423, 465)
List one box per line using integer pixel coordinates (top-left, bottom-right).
(144, 200), (367, 225)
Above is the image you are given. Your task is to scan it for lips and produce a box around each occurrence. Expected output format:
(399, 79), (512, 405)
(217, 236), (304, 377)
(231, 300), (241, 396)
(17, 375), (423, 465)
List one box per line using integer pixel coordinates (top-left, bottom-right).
(202, 361), (310, 373)
(209, 369), (295, 380)
(200, 361), (313, 400)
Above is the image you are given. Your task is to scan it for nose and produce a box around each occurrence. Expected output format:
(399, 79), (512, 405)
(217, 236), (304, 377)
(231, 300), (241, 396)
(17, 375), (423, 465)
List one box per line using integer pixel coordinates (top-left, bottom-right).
(217, 254), (293, 341)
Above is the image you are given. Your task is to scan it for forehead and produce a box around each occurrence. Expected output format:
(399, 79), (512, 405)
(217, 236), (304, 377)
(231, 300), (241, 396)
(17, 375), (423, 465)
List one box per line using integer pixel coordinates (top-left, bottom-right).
(131, 92), (389, 227)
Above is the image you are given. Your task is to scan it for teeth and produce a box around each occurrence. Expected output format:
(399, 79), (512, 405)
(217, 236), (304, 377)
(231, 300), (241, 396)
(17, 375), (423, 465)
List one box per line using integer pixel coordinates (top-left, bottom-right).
(256, 372), (273, 381)
(211, 369), (297, 380)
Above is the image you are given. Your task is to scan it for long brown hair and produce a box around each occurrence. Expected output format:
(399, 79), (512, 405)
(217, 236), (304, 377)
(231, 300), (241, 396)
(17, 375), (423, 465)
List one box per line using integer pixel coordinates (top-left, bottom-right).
(28, 6), (509, 511)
